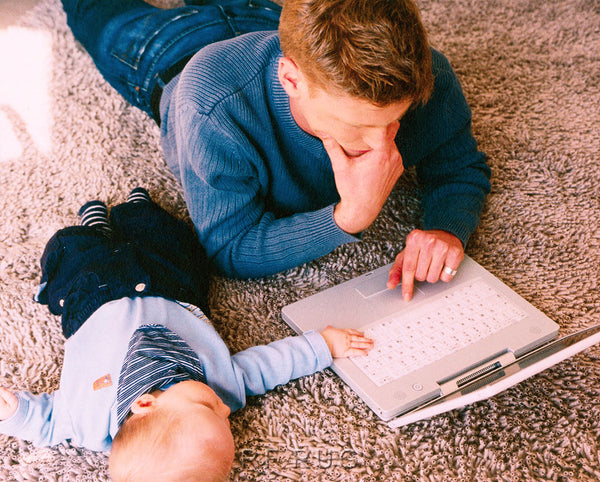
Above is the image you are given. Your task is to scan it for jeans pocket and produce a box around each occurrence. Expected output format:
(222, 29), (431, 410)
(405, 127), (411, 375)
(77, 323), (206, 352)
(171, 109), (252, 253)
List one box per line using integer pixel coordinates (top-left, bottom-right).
(224, 0), (281, 34)
(248, 0), (282, 11)
(109, 9), (202, 70)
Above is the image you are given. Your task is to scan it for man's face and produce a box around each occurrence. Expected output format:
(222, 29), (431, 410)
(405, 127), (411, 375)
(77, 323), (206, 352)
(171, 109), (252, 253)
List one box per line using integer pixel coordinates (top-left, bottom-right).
(290, 81), (412, 157)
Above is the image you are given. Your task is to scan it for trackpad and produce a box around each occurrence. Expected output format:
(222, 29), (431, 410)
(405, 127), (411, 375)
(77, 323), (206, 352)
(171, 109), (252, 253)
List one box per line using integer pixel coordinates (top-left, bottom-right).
(356, 271), (424, 299)
(356, 271), (392, 298)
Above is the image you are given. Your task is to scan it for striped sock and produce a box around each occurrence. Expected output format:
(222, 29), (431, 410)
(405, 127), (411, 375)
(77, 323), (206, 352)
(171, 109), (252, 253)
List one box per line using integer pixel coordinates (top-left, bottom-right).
(78, 200), (111, 236)
(127, 187), (151, 204)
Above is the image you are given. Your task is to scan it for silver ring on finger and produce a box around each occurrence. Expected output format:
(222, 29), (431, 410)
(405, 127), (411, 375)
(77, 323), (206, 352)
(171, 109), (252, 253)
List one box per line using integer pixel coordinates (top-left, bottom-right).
(443, 265), (457, 277)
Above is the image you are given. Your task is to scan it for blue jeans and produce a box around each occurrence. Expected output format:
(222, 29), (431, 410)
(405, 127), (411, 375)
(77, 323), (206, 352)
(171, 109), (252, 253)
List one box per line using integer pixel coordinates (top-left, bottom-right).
(62, 0), (281, 121)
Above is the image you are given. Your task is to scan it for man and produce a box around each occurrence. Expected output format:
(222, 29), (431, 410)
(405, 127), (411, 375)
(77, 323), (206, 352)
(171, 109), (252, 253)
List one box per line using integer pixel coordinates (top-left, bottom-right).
(62, 0), (491, 300)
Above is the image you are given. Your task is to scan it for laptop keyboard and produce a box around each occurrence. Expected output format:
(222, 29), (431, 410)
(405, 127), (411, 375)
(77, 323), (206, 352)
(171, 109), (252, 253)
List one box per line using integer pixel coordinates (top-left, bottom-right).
(351, 278), (528, 387)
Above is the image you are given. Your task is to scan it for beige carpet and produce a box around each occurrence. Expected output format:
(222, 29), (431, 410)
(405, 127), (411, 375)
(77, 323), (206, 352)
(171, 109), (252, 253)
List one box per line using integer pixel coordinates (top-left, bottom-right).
(1, 0), (599, 480)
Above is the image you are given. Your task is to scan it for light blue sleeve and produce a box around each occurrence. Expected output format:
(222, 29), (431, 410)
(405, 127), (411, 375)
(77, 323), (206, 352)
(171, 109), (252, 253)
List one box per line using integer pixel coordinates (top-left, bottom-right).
(0, 391), (67, 447)
(231, 331), (333, 397)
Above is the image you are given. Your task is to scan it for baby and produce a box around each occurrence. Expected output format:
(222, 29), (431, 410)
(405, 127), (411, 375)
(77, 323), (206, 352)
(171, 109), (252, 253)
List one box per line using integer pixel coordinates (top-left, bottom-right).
(0, 188), (373, 481)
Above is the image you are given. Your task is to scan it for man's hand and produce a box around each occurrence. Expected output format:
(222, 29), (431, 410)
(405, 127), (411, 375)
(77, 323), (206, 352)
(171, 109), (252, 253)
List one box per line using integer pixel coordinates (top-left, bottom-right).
(321, 122), (404, 234)
(387, 229), (464, 301)
(320, 326), (374, 358)
(0, 387), (18, 420)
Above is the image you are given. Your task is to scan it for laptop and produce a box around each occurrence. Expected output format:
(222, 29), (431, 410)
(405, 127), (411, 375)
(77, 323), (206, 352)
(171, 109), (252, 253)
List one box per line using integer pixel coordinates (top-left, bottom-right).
(282, 255), (600, 427)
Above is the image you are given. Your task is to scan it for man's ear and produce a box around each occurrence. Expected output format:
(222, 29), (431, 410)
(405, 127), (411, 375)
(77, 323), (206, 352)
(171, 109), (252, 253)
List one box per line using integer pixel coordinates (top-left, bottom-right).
(129, 393), (158, 415)
(278, 56), (303, 98)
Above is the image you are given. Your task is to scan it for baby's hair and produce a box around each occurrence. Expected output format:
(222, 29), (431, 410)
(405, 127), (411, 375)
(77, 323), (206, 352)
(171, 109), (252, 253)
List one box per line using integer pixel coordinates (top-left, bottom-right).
(109, 407), (232, 481)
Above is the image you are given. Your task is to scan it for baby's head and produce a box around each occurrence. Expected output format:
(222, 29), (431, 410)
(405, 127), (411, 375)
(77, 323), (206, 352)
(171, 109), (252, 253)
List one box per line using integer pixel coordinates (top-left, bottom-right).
(109, 380), (235, 482)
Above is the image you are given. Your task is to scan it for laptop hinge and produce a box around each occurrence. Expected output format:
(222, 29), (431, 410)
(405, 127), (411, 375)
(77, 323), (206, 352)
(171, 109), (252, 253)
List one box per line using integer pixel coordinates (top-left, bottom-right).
(438, 351), (516, 396)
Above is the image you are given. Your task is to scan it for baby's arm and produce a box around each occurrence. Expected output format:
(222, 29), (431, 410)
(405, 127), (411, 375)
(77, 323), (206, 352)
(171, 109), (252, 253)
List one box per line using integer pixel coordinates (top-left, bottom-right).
(232, 327), (373, 398)
(0, 387), (18, 420)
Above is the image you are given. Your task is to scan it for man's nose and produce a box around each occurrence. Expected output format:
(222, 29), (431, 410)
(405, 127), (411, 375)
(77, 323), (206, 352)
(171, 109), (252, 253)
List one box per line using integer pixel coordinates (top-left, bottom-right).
(365, 122), (399, 149)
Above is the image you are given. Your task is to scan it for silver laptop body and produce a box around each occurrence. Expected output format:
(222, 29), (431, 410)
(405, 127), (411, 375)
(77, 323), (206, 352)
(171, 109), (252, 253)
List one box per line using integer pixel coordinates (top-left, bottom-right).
(282, 255), (560, 422)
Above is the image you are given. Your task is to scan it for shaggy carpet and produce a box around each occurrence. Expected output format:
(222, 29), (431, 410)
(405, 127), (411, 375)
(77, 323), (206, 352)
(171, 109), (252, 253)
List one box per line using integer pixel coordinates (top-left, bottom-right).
(1, 0), (599, 480)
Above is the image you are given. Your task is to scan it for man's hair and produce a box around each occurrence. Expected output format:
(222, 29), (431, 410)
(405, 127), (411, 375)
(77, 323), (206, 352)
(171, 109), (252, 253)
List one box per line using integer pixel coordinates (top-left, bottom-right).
(279, 0), (434, 106)
(109, 408), (233, 482)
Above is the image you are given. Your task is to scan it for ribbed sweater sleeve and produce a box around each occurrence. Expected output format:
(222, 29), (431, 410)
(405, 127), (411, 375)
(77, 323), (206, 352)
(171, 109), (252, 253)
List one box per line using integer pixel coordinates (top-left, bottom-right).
(397, 50), (491, 246)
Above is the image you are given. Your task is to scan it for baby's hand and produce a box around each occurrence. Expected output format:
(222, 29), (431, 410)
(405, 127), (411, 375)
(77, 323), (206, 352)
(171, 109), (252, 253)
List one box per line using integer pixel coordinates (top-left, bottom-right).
(320, 326), (374, 358)
(0, 387), (18, 420)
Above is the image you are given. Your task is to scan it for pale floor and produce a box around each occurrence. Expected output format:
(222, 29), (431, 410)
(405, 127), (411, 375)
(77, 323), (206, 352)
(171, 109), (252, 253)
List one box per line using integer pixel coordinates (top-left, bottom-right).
(0, 0), (52, 163)
(0, 0), (42, 29)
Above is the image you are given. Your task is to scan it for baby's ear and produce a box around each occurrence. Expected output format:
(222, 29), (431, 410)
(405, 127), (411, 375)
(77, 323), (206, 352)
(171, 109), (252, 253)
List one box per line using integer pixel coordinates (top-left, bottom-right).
(129, 393), (157, 415)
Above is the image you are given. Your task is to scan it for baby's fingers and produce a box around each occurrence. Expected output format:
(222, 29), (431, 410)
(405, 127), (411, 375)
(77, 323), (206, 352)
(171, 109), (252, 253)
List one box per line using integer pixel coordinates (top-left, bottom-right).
(345, 347), (373, 357)
(346, 332), (374, 355)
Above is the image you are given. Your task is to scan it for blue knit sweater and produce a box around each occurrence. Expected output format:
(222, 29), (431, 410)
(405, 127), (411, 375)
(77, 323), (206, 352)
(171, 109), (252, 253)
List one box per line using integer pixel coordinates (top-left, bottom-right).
(160, 32), (490, 278)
